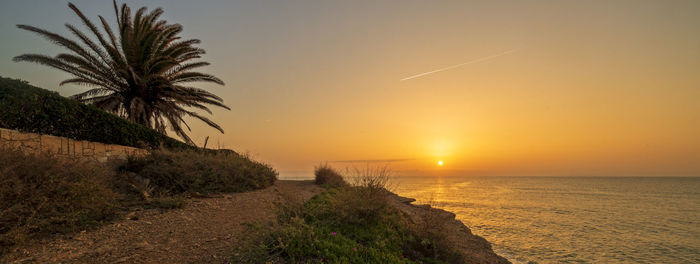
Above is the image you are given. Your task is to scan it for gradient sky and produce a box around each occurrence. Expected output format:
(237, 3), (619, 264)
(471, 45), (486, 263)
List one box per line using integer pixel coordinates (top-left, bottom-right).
(1, 0), (699, 177)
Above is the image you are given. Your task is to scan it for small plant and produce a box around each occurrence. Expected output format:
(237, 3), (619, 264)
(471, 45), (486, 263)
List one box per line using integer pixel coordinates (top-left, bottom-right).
(314, 164), (347, 187)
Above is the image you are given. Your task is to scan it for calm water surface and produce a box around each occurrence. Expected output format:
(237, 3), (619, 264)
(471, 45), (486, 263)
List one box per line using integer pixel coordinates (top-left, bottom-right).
(393, 176), (700, 264)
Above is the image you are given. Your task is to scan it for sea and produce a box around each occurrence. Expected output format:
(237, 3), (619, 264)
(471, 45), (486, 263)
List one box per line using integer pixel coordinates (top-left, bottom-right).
(391, 176), (700, 264)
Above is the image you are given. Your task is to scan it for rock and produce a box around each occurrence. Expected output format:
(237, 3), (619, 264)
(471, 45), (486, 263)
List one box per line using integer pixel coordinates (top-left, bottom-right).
(126, 212), (139, 220)
(414, 204), (432, 209)
(395, 195), (416, 204)
(133, 241), (152, 250)
(387, 191), (511, 264)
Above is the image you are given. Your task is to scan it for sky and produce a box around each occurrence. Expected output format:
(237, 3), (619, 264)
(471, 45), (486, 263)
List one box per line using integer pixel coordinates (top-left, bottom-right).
(1, 0), (699, 177)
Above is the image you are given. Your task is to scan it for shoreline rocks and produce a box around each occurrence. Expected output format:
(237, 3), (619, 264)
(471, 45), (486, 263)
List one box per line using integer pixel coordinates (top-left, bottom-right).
(387, 192), (511, 264)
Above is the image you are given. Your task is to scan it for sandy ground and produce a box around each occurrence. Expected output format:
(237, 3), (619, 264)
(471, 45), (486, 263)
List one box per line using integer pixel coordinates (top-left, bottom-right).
(1, 180), (324, 264)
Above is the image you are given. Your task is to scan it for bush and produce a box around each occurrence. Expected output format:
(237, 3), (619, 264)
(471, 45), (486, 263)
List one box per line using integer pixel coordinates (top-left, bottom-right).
(314, 164), (346, 187)
(119, 149), (277, 195)
(344, 165), (393, 192)
(0, 76), (191, 150)
(0, 148), (120, 253)
(335, 166), (394, 224)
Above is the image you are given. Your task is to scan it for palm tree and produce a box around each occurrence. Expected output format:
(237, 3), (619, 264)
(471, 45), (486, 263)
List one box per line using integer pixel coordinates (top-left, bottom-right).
(14, 1), (230, 144)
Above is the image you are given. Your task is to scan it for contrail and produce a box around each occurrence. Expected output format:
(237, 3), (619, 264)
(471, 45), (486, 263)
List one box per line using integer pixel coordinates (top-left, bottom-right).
(400, 48), (519, 81)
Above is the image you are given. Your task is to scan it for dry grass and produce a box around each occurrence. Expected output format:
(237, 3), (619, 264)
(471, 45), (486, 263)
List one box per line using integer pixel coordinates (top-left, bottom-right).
(344, 165), (394, 191)
(329, 165), (395, 224)
(313, 164), (346, 187)
(0, 147), (120, 253)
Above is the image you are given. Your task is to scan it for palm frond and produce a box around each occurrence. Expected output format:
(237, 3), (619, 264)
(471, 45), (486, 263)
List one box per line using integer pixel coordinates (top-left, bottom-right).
(15, 1), (229, 143)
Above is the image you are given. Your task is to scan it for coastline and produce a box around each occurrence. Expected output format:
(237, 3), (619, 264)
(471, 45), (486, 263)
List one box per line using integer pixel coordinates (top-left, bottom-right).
(386, 191), (511, 264)
(279, 176), (512, 263)
(1, 178), (511, 263)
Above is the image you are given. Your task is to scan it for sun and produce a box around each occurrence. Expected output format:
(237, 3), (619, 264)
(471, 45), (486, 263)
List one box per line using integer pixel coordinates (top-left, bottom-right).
(437, 160), (444, 166)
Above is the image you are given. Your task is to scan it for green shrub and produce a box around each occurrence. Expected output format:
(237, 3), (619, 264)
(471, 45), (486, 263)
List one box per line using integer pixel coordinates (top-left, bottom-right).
(0, 148), (120, 253)
(0, 76), (191, 150)
(119, 149), (277, 195)
(235, 166), (463, 263)
(234, 191), (413, 264)
(314, 164), (347, 187)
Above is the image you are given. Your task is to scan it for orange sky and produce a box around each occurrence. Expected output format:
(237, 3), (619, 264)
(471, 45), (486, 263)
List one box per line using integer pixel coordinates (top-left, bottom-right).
(1, 0), (698, 176)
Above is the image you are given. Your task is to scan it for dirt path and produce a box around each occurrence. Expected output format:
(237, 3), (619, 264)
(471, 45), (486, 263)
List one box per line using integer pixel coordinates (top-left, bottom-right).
(2, 180), (324, 264)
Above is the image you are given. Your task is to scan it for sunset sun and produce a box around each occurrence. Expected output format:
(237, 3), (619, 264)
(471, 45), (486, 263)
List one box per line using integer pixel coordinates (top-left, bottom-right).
(438, 160), (444, 166)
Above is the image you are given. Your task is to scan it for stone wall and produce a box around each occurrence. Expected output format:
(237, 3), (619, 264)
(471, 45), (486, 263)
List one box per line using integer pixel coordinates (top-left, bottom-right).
(0, 128), (147, 162)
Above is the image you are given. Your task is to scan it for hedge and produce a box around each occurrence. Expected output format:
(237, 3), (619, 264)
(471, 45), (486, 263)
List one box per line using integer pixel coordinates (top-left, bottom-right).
(0, 76), (192, 150)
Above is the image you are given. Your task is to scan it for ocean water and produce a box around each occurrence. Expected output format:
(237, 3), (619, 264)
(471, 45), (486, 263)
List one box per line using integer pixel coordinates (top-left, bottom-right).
(392, 176), (700, 264)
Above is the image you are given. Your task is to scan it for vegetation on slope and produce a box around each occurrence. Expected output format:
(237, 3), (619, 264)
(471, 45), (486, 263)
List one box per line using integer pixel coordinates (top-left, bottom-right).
(314, 164), (347, 187)
(0, 148), (120, 253)
(0, 147), (277, 254)
(234, 166), (462, 263)
(0, 76), (191, 149)
(119, 149), (277, 195)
